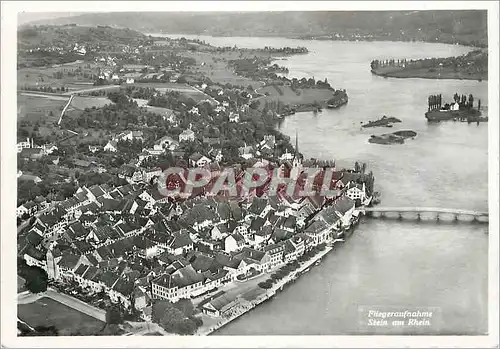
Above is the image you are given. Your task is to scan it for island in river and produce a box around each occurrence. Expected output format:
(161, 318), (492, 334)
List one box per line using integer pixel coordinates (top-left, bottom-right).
(370, 50), (487, 81)
(362, 115), (402, 128)
(369, 130), (417, 145)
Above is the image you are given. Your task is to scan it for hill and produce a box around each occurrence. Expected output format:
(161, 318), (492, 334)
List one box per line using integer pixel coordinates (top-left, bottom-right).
(18, 24), (147, 49)
(24, 10), (488, 47)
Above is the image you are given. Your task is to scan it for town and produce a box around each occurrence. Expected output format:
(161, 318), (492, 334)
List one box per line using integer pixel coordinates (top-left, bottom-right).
(17, 24), (374, 336)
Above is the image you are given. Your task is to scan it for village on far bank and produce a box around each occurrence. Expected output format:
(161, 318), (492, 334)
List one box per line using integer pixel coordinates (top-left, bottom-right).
(16, 25), (371, 336)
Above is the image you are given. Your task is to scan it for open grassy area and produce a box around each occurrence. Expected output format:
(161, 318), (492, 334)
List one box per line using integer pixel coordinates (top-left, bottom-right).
(17, 93), (68, 123)
(183, 51), (264, 88)
(18, 61), (101, 89)
(70, 96), (112, 110)
(18, 297), (105, 336)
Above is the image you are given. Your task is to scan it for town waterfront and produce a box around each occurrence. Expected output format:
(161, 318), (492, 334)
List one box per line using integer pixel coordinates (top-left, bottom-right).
(154, 34), (489, 335)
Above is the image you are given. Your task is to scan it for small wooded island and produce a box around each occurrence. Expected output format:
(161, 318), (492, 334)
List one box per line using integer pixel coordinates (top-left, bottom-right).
(362, 115), (402, 128)
(369, 130), (417, 145)
(370, 50), (487, 81)
(425, 93), (486, 123)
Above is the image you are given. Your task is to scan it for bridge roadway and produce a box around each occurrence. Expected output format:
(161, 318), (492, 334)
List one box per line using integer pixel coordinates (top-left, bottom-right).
(363, 206), (488, 217)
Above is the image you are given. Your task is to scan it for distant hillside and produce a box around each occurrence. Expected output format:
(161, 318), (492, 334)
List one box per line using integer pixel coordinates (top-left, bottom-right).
(25, 10), (488, 47)
(18, 24), (146, 49)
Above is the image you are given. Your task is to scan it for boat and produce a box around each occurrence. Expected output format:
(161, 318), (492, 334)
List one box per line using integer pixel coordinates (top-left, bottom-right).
(314, 260), (321, 266)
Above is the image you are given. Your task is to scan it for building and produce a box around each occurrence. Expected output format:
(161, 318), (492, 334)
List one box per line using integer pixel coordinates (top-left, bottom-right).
(188, 153), (212, 168)
(17, 138), (32, 153)
(229, 112), (240, 123)
(17, 201), (38, 218)
(179, 129), (195, 142)
(104, 141), (118, 152)
(224, 233), (245, 253)
(345, 182), (367, 203)
(18, 174), (43, 184)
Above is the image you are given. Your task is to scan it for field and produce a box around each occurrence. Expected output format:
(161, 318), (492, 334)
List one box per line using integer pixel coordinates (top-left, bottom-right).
(256, 85), (334, 107)
(70, 96), (112, 110)
(132, 82), (199, 93)
(17, 93), (68, 123)
(183, 51), (265, 88)
(132, 82), (213, 104)
(18, 61), (103, 89)
(18, 297), (105, 336)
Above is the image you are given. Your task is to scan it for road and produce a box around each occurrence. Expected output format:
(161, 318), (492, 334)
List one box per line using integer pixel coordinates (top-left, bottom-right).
(57, 94), (74, 125)
(62, 85), (120, 96)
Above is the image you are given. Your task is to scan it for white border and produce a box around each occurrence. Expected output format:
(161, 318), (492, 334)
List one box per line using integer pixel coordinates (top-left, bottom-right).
(2, 1), (499, 348)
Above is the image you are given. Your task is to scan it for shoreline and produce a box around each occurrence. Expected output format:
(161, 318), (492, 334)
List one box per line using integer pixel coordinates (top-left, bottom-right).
(196, 238), (345, 336)
(371, 69), (487, 81)
(146, 33), (485, 49)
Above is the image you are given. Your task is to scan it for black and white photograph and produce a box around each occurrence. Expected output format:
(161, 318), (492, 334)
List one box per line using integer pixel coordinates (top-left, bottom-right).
(1, 1), (498, 348)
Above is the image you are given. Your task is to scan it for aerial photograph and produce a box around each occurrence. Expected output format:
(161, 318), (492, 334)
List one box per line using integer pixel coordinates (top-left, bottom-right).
(7, 4), (496, 345)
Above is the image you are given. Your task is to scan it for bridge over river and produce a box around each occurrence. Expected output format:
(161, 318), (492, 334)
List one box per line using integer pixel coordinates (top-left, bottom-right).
(362, 206), (489, 223)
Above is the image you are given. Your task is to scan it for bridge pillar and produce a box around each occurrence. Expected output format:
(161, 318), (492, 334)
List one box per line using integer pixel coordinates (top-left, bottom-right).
(436, 213), (440, 222)
(398, 212), (403, 220)
(454, 214), (459, 222)
(416, 213), (421, 221)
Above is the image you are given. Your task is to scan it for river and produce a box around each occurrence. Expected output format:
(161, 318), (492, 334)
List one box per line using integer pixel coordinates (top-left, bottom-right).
(153, 34), (489, 335)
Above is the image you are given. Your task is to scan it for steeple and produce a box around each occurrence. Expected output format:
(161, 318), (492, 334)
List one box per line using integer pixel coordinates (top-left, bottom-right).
(295, 129), (299, 155)
(292, 129), (301, 166)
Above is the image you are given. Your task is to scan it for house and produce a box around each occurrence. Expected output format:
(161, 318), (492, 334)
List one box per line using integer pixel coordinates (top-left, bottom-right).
(333, 197), (356, 227)
(304, 220), (330, 246)
(211, 222), (232, 241)
(188, 153), (212, 168)
(155, 135), (179, 150)
(88, 145), (100, 153)
(238, 145), (253, 160)
(42, 144), (58, 155)
(179, 129), (195, 142)
(254, 225), (273, 247)
(283, 236), (305, 262)
(17, 138), (31, 153)
(224, 233), (245, 253)
(24, 246), (48, 269)
(228, 112), (240, 123)
(20, 148), (44, 160)
(345, 182), (367, 203)
(17, 201), (38, 218)
(151, 265), (207, 302)
(144, 167), (163, 183)
(201, 291), (239, 317)
(104, 140), (118, 152)
(166, 231), (194, 256)
(126, 77), (135, 84)
(263, 243), (285, 271)
(18, 173), (43, 184)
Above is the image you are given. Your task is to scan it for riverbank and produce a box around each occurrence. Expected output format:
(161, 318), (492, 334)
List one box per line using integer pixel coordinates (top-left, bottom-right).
(196, 240), (343, 336)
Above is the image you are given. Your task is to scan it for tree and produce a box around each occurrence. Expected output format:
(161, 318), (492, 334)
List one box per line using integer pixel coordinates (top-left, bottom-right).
(23, 265), (48, 294)
(105, 305), (123, 325)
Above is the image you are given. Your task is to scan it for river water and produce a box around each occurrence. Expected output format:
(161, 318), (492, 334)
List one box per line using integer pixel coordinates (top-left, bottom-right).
(154, 34), (489, 335)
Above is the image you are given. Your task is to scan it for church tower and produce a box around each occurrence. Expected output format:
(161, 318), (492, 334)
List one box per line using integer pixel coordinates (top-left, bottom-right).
(291, 130), (302, 180)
